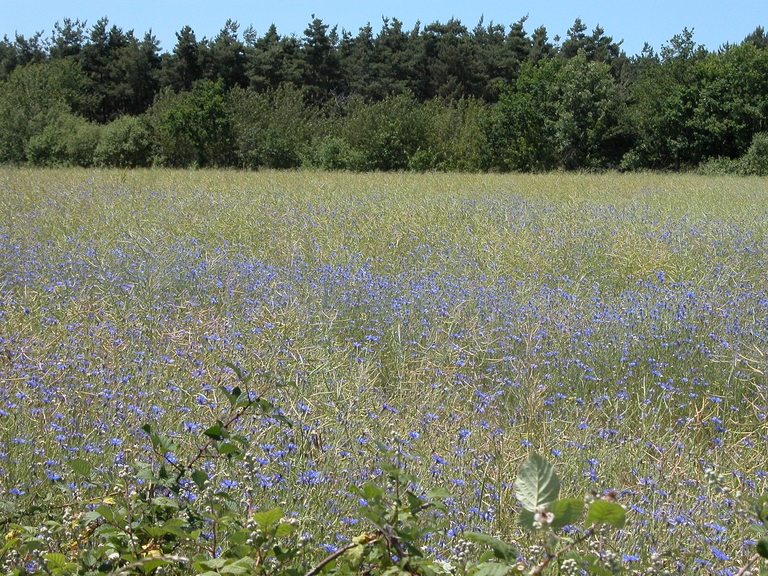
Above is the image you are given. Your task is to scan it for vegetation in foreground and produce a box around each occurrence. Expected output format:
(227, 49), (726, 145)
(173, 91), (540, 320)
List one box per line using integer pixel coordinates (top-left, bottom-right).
(0, 169), (767, 574)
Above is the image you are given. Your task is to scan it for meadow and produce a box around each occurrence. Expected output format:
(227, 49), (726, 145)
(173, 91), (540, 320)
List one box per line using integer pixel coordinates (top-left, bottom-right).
(1, 168), (767, 573)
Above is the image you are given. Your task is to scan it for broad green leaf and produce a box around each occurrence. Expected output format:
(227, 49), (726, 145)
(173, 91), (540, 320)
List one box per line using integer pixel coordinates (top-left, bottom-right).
(204, 423), (226, 441)
(361, 481), (385, 501)
(275, 522), (295, 537)
(94, 505), (115, 523)
(199, 558), (228, 569)
(549, 498), (585, 529)
(426, 487), (451, 499)
(514, 453), (560, 512)
(142, 559), (170, 573)
(345, 544), (365, 567)
(586, 500), (626, 528)
(192, 470), (207, 490)
(216, 442), (241, 456)
(225, 361), (252, 384)
(406, 491), (424, 513)
(757, 537), (768, 559)
(474, 562), (512, 576)
(517, 509), (536, 530)
(252, 507), (283, 529)
(71, 459), (92, 478)
(221, 557), (255, 575)
(464, 532), (518, 562)
(44, 553), (68, 569)
(81, 510), (102, 524)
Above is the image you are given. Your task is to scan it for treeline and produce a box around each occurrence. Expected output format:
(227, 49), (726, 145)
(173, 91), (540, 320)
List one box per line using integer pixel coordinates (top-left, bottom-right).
(1, 16), (768, 173)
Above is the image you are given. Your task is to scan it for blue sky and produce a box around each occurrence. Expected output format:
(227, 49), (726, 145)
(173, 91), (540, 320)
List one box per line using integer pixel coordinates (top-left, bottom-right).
(2, 0), (766, 57)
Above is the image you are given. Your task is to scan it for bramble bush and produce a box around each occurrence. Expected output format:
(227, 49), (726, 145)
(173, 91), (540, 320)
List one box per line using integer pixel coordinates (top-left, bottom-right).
(2, 363), (767, 576)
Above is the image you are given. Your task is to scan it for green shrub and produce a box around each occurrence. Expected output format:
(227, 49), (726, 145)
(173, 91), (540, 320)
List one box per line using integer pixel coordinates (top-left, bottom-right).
(229, 85), (316, 169)
(303, 136), (372, 171)
(93, 115), (153, 168)
(0, 59), (92, 164)
(25, 111), (100, 167)
(339, 93), (429, 171)
(739, 132), (768, 176)
(148, 80), (235, 168)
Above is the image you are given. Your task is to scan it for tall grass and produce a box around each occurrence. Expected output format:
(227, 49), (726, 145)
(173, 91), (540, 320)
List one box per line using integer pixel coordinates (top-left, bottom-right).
(1, 168), (767, 569)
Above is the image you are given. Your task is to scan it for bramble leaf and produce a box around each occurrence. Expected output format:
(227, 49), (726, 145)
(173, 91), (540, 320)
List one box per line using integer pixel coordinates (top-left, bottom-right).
(71, 459), (92, 478)
(514, 453), (560, 512)
(464, 532), (518, 562)
(586, 500), (626, 528)
(549, 498), (585, 529)
(474, 562), (512, 576)
(253, 507), (283, 529)
(757, 537), (768, 559)
(192, 470), (208, 490)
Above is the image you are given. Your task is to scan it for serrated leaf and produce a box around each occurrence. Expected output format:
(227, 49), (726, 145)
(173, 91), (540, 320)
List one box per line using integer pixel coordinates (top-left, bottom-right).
(95, 505), (115, 523)
(82, 510), (103, 524)
(757, 537), (768, 559)
(204, 423), (225, 441)
(44, 553), (68, 569)
(221, 556), (255, 574)
(426, 487), (451, 499)
(192, 470), (207, 490)
(514, 453), (560, 512)
(216, 442), (241, 456)
(252, 507), (283, 529)
(345, 544), (365, 567)
(71, 458), (92, 478)
(406, 491), (424, 512)
(142, 559), (170, 573)
(549, 498), (585, 529)
(225, 361), (252, 384)
(474, 562), (512, 576)
(586, 500), (626, 528)
(464, 532), (518, 562)
(275, 522), (295, 537)
(517, 509), (536, 530)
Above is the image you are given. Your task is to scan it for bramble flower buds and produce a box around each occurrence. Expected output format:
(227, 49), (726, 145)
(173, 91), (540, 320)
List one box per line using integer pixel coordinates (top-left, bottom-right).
(532, 506), (554, 528)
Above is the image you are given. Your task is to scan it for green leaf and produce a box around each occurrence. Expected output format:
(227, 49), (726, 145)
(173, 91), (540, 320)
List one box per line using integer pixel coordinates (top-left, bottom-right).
(252, 507), (283, 529)
(345, 544), (365, 568)
(406, 491), (424, 513)
(216, 442), (241, 456)
(514, 453), (560, 512)
(464, 532), (518, 562)
(474, 563), (512, 576)
(204, 423), (226, 441)
(44, 553), (68, 570)
(549, 498), (585, 529)
(221, 557), (255, 574)
(142, 559), (170, 573)
(225, 361), (252, 384)
(586, 500), (626, 528)
(517, 509), (536, 530)
(426, 487), (451, 499)
(757, 537), (768, 559)
(94, 505), (115, 523)
(192, 470), (207, 490)
(275, 522), (295, 537)
(71, 458), (92, 478)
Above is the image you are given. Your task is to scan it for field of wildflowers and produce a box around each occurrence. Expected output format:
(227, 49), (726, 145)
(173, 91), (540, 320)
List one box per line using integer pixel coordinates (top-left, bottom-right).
(0, 169), (767, 574)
